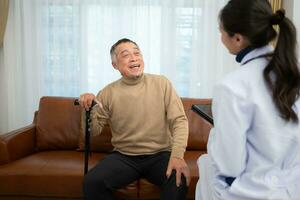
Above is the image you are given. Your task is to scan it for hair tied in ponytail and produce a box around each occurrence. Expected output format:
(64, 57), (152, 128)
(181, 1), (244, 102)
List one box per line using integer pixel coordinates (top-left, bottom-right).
(270, 9), (285, 25)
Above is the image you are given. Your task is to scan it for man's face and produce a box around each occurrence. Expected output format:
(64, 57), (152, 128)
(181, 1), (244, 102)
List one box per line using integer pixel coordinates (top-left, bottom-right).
(112, 42), (144, 79)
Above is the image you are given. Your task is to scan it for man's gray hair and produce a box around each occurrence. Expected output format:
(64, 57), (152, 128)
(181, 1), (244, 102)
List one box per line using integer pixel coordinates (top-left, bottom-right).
(110, 38), (139, 62)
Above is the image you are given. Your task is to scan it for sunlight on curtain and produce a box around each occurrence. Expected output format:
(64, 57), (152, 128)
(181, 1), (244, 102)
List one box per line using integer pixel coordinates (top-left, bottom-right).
(269, 0), (282, 12)
(0, 0), (9, 47)
(0, 0), (237, 132)
(268, 0), (282, 46)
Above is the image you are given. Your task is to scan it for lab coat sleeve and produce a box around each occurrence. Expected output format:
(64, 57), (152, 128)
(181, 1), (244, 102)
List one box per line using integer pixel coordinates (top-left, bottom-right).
(208, 83), (253, 178)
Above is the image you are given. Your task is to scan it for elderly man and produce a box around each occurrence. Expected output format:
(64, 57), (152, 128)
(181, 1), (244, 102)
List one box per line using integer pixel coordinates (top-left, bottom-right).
(79, 38), (190, 200)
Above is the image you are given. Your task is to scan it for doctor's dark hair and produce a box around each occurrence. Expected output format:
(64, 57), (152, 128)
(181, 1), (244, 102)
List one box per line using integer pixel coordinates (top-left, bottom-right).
(110, 38), (139, 62)
(220, 0), (300, 123)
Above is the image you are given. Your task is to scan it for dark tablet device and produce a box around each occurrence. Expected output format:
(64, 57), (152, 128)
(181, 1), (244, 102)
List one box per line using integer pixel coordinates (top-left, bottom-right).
(191, 104), (214, 125)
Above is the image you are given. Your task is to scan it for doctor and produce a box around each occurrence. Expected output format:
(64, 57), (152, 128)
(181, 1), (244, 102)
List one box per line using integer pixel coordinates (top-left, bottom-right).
(196, 0), (300, 199)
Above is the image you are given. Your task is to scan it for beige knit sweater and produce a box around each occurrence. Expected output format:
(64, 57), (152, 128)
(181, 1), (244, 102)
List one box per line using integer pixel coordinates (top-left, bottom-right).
(91, 73), (188, 158)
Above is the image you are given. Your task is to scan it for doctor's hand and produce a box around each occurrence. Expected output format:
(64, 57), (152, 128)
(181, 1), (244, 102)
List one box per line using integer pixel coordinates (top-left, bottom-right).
(166, 157), (190, 187)
(79, 93), (102, 111)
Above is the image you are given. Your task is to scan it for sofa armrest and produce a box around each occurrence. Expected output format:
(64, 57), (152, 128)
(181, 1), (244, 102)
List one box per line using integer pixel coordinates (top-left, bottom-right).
(0, 124), (36, 165)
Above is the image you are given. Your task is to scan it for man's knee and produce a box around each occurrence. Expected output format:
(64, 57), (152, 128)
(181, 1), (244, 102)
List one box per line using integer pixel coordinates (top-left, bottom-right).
(168, 170), (187, 188)
(161, 170), (188, 200)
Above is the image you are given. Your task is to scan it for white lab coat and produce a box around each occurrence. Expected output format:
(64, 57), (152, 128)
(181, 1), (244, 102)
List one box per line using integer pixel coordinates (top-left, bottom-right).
(196, 45), (300, 200)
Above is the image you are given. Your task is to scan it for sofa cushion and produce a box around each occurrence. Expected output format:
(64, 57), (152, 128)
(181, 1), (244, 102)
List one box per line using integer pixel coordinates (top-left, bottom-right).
(0, 151), (96, 197)
(36, 97), (81, 150)
(0, 151), (138, 199)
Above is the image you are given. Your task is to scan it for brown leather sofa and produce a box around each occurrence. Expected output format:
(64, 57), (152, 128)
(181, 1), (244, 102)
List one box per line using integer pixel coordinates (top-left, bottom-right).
(0, 96), (212, 200)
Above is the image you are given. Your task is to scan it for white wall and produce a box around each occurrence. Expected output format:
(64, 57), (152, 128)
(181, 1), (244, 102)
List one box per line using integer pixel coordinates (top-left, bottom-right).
(0, 47), (7, 133)
(292, 0), (300, 60)
(283, 0), (293, 20)
(283, 0), (300, 59)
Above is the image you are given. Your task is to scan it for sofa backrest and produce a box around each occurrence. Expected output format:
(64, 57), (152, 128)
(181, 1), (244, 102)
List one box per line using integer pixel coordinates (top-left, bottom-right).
(36, 96), (81, 150)
(181, 98), (212, 151)
(35, 96), (212, 151)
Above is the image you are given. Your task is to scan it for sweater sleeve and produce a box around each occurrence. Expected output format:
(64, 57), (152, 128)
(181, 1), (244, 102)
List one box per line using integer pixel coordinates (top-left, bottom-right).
(90, 89), (110, 136)
(163, 76), (189, 158)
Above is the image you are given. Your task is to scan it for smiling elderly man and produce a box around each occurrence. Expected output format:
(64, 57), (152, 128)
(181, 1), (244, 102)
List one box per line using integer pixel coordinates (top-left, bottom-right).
(79, 38), (190, 200)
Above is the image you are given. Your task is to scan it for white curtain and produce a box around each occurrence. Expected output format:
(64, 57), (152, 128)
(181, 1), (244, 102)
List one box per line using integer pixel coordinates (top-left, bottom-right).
(0, 0), (238, 133)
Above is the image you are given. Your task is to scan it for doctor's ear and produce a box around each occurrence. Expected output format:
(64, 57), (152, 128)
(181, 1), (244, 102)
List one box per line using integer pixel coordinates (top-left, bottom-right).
(234, 33), (250, 48)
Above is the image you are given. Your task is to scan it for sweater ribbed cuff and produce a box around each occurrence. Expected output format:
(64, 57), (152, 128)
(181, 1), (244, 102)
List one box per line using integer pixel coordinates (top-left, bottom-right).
(170, 148), (185, 159)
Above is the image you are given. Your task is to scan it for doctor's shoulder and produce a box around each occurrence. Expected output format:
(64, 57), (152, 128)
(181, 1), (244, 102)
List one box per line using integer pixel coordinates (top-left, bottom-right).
(214, 62), (268, 101)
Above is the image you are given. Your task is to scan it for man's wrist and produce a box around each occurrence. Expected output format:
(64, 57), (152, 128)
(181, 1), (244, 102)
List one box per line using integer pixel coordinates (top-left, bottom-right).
(170, 149), (185, 159)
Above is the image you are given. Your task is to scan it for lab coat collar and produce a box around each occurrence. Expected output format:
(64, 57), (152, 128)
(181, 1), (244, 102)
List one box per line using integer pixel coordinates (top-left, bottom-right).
(240, 45), (274, 65)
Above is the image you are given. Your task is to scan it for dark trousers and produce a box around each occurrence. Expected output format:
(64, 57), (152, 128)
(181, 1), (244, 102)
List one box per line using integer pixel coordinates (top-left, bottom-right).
(83, 151), (188, 200)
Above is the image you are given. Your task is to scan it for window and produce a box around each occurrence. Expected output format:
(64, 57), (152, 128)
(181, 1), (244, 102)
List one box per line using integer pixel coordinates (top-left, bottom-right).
(42, 0), (230, 98)
(44, 3), (80, 96)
